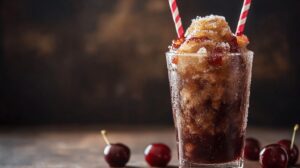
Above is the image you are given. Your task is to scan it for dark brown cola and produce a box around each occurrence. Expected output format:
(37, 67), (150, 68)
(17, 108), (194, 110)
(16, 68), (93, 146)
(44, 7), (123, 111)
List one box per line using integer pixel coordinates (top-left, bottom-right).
(167, 51), (253, 166)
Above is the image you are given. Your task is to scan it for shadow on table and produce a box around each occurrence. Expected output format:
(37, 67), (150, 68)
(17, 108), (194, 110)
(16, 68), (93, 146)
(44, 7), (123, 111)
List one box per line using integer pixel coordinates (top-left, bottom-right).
(127, 166), (177, 168)
(125, 164), (300, 168)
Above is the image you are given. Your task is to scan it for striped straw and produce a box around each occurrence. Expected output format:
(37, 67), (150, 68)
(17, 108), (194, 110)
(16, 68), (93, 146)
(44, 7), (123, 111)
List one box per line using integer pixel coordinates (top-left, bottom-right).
(168, 0), (184, 38)
(236, 0), (252, 36)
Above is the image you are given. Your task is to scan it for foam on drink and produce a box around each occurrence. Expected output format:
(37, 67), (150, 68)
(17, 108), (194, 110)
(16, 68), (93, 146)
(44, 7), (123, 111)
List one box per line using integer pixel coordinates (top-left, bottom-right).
(170, 15), (249, 54)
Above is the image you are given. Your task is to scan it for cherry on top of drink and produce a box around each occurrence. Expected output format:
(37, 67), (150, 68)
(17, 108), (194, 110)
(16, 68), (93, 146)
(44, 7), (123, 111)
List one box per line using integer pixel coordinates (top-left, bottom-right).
(171, 37), (185, 49)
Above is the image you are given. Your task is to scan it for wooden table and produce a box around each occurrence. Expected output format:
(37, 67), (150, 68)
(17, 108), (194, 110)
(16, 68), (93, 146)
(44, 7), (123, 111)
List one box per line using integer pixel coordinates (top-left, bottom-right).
(0, 126), (299, 168)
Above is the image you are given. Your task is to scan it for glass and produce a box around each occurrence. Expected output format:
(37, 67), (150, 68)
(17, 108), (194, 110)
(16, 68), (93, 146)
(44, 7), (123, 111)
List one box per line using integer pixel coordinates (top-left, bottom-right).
(166, 51), (253, 168)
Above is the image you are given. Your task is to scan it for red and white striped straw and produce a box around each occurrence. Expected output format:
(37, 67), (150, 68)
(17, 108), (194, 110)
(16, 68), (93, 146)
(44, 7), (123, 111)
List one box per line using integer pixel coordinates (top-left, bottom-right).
(235, 0), (252, 36)
(168, 0), (184, 38)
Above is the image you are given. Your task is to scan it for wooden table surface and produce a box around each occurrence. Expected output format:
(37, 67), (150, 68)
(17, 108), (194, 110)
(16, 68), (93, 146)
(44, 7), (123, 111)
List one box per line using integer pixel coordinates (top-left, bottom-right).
(0, 126), (299, 168)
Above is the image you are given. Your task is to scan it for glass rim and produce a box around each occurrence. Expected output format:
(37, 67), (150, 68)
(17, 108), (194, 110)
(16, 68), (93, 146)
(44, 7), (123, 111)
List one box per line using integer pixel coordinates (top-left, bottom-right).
(166, 50), (253, 57)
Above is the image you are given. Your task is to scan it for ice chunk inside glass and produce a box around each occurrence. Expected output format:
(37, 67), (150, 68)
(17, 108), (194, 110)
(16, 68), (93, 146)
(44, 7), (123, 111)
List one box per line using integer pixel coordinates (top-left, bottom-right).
(166, 15), (253, 168)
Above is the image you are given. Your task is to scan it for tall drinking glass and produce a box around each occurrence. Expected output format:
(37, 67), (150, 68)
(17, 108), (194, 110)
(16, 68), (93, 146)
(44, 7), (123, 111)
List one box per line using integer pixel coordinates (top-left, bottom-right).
(166, 51), (253, 168)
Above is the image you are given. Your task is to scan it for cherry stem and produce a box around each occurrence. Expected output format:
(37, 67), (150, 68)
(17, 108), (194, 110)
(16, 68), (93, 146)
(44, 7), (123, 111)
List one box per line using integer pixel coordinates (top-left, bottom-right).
(101, 130), (111, 145)
(290, 124), (299, 150)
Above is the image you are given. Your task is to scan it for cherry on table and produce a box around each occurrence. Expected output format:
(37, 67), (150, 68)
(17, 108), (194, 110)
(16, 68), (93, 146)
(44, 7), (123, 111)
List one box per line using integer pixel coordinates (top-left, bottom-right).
(277, 124), (299, 166)
(144, 143), (171, 167)
(259, 144), (288, 168)
(277, 139), (299, 166)
(244, 137), (261, 161)
(104, 143), (130, 167)
(101, 130), (130, 167)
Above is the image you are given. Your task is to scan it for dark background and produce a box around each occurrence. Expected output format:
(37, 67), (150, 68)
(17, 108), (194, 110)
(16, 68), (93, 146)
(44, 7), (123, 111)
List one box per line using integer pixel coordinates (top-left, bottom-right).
(1, 0), (299, 127)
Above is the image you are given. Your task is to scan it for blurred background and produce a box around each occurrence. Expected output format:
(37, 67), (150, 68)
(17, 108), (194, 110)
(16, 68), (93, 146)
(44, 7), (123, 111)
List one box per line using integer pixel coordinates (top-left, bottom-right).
(1, 0), (299, 127)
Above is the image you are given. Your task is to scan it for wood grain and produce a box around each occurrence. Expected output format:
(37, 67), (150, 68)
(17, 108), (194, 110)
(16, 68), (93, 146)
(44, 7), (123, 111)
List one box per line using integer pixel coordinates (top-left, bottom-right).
(0, 126), (299, 168)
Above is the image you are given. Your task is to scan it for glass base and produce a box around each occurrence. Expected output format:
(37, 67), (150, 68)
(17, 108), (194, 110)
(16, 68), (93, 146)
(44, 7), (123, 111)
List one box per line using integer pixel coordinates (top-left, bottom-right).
(179, 159), (244, 168)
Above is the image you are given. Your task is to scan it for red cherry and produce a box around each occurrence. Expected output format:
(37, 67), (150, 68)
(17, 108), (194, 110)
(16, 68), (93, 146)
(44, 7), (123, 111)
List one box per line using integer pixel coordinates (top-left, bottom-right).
(186, 36), (210, 43)
(172, 56), (179, 65)
(244, 137), (261, 161)
(227, 35), (239, 52)
(104, 143), (130, 167)
(277, 139), (299, 166)
(259, 144), (288, 168)
(208, 48), (223, 66)
(144, 143), (171, 167)
(171, 37), (185, 49)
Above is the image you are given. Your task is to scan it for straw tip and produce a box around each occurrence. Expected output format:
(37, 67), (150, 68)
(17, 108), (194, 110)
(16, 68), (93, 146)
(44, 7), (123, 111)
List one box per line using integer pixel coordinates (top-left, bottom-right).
(101, 130), (106, 134)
